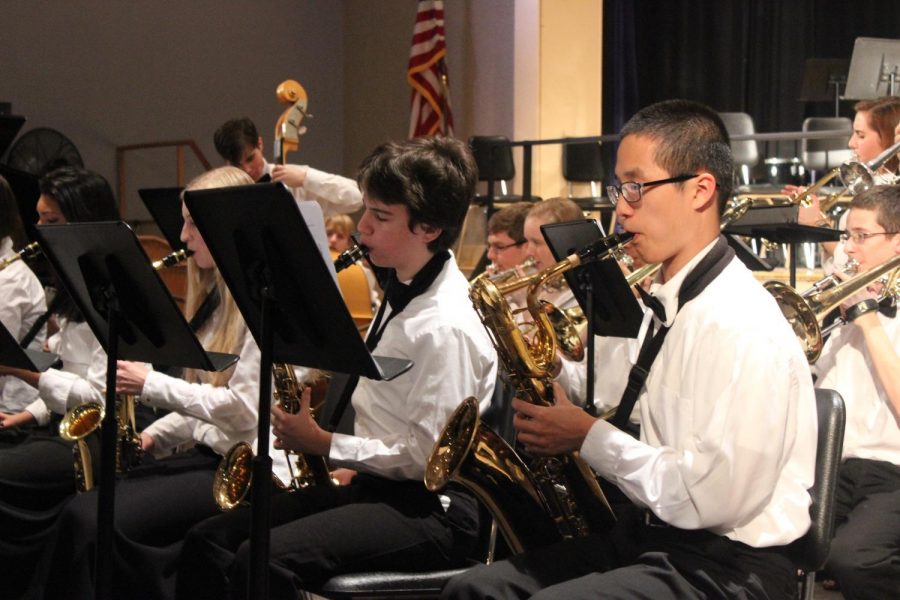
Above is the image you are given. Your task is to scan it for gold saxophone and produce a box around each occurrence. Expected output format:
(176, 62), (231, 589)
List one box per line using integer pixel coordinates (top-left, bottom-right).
(58, 247), (192, 492)
(211, 244), (368, 510)
(425, 233), (635, 553)
(213, 364), (333, 511)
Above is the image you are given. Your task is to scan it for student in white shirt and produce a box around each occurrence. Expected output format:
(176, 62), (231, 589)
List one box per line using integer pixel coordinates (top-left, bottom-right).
(213, 116), (363, 217)
(35, 166), (275, 600)
(176, 136), (498, 600)
(0, 175), (46, 423)
(443, 100), (817, 600)
(0, 166), (120, 599)
(812, 184), (900, 599)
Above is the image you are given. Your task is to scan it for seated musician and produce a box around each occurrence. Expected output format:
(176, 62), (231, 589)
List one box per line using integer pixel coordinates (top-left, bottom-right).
(214, 116), (362, 217)
(443, 100), (817, 600)
(327, 213), (382, 311)
(0, 175), (46, 434)
(175, 136), (498, 600)
(812, 184), (899, 598)
(522, 197), (584, 310)
(790, 96), (900, 273)
(0, 166), (122, 598)
(32, 166), (295, 599)
(485, 200), (532, 277)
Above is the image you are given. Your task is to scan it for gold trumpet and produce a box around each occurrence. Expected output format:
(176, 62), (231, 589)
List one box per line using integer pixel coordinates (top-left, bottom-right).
(58, 247), (193, 492)
(765, 253), (900, 363)
(0, 241), (41, 272)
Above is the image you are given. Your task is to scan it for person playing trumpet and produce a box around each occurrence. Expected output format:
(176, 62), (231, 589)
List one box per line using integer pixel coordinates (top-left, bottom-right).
(812, 184), (900, 598)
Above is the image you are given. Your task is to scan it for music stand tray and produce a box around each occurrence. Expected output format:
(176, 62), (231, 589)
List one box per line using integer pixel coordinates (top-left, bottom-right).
(138, 187), (187, 251)
(33, 221), (238, 371)
(541, 219), (642, 339)
(723, 205), (842, 244)
(183, 182), (412, 380)
(0, 322), (59, 372)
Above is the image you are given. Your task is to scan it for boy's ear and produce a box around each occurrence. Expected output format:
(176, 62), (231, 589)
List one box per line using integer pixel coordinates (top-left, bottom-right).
(418, 223), (442, 243)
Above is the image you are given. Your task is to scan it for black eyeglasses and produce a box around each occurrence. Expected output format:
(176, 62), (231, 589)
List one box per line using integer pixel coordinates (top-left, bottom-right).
(839, 230), (899, 244)
(487, 240), (526, 252)
(606, 174), (699, 205)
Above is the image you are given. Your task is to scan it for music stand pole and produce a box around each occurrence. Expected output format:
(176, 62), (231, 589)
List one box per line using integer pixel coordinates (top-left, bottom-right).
(577, 269), (597, 417)
(95, 291), (120, 600)
(249, 289), (275, 600)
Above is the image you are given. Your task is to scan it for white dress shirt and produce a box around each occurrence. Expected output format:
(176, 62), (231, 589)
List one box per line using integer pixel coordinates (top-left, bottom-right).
(264, 163), (363, 217)
(813, 311), (900, 465)
(580, 240), (818, 548)
(0, 236), (47, 412)
(141, 312), (260, 457)
(329, 256), (498, 481)
(27, 318), (106, 425)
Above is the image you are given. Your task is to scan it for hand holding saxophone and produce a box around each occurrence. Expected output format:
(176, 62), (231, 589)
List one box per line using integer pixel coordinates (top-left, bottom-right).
(271, 386), (331, 456)
(115, 360), (150, 395)
(512, 381), (597, 456)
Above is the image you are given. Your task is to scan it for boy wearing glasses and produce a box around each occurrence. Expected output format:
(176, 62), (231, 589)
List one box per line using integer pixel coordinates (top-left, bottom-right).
(485, 201), (532, 276)
(813, 184), (899, 598)
(443, 99), (817, 599)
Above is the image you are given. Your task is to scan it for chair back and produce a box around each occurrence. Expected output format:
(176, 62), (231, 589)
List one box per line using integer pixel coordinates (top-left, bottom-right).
(788, 387), (846, 573)
(469, 135), (516, 182)
(801, 117), (853, 173)
(718, 112), (760, 186)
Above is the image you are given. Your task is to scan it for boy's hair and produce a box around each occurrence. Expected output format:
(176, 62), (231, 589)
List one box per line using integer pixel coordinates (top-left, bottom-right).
(326, 214), (355, 238)
(357, 136), (477, 252)
(39, 166), (120, 222)
(620, 99), (734, 213)
(526, 197), (583, 225)
(487, 201), (532, 241)
(0, 175), (28, 248)
(214, 117), (260, 165)
(851, 184), (900, 235)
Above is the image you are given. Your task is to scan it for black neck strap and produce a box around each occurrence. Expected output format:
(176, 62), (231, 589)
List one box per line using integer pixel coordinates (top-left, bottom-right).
(609, 236), (734, 431)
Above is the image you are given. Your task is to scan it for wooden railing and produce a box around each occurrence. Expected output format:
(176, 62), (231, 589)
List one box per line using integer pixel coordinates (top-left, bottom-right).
(115, 139), (212, 217)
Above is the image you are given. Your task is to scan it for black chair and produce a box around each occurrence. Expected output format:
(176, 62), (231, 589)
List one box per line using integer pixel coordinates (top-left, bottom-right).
(469, 135), (540, 209)
(304, 390), (516, 599)
(562, 140), (615, 231)
(788, 387), (846, 600)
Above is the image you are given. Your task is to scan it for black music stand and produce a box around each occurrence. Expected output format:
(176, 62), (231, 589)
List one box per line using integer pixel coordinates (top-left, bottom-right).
(724, 205), (841, 288)
(0, 322), (59, 372)
(799, 58), (850, 117)
(0, 114), (25, 158)
(33, 221), (238, 600)
(183, 182), (413, 600)
(542, 220), (642, 415)
(137, 186), (186, 251)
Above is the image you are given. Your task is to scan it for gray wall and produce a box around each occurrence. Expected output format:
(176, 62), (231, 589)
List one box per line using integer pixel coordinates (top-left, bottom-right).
(1, 0), (515, 220)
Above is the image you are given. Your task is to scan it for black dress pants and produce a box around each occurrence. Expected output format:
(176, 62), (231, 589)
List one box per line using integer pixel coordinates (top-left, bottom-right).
(826, 458), (900, 600)
(441, 504), (796, 600)
(176, 474), (479, 600)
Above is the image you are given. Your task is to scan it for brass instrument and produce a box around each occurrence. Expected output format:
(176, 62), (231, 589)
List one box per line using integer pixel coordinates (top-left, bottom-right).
(213, 364), (333, 511)
(425, 233), (633, 553)
(484, 256), (537, 285)
(58, 247), (192, 491)
(213, 247), (365, 510)
(765, 253), (900, 363)
(840, 140), (900, 195)
(0, 241), (41, 272)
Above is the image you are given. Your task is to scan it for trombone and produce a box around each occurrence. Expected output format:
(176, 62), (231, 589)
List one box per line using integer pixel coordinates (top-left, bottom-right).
(840, 139), (900, 195)
(765, 253), (900, 363)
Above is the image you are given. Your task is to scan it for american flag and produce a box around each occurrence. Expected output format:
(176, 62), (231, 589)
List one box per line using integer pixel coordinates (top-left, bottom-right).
(407, 0), (454, 137)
